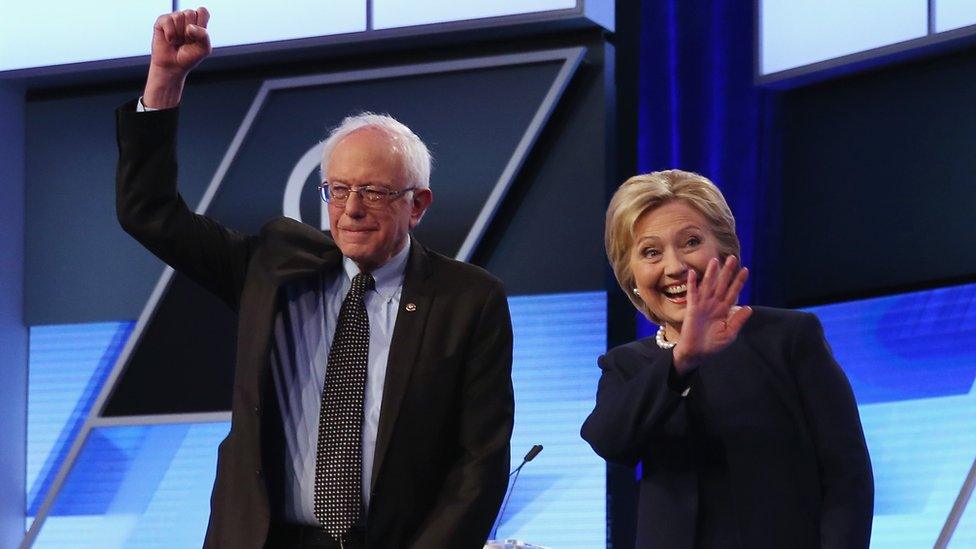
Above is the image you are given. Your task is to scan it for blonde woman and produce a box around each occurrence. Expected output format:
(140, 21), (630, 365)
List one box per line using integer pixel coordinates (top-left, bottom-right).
(581, 170), (873, 548)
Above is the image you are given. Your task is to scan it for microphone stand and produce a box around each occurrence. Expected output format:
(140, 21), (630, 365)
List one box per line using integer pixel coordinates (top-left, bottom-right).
(489, 445), (543, 541)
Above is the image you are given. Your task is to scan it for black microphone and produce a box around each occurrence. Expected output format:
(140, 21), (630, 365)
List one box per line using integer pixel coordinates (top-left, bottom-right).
(489, 445), (543, 541)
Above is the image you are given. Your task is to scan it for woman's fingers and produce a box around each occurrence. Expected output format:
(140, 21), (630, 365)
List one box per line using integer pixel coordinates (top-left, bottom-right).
(722, 264), (749, 306)
(699, 257), (720, 299)
(714, 255), (738, 300)
(725, 305), (753, 335)
(686, 268), (698, 308)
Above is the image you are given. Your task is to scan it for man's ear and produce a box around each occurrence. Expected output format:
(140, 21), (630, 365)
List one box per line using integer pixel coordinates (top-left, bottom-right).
(410, 188), (433, 227)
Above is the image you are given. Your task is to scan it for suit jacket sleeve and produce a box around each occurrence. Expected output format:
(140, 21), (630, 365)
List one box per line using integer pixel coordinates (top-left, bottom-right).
(115, 100), (255, 311)
(407, 282), (515, 549)
(580, 345), (689, 466)
(790, 313), (874, 548)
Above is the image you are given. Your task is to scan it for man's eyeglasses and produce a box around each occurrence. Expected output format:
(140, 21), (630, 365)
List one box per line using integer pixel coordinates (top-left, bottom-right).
(318, 182), (418, 207)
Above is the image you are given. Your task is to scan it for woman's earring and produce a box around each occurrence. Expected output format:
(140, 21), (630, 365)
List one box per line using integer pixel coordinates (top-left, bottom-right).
(632, 288), (640, 296)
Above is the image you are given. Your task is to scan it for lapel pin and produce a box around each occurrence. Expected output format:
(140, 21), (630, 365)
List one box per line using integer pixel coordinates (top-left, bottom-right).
(405, 303), (417, 312)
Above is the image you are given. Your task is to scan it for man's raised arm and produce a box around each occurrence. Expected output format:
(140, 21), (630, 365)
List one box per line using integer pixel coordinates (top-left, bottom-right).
(143, 7), (212, 109)
(117, 6), (258, 310)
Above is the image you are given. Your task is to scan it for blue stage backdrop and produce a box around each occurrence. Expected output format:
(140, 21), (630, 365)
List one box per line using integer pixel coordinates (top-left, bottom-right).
(806, 283), (976, 548)
(26, 291), (607, 548)
(632, 281), (976, 547)
(28, 282), (976, 547)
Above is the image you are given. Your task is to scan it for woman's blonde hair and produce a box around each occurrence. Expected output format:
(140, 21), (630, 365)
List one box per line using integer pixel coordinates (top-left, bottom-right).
(605, 169), (740, 323)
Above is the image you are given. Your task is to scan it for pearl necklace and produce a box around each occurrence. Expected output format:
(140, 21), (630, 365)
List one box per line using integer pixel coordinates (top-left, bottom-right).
(655, 325), (676, 349)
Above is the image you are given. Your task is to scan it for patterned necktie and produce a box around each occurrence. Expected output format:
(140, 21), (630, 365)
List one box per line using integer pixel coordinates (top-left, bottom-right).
(314, 272), (374, 540)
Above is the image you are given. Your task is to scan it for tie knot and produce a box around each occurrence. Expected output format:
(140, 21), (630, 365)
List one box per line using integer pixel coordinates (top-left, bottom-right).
(349, 272), (375, 298)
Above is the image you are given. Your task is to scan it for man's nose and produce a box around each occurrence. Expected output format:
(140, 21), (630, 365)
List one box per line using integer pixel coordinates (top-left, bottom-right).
(343, 190), (367, 217)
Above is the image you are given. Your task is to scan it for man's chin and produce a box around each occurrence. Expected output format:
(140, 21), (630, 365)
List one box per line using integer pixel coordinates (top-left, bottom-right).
(336, 233), (407, 270)
(337, 245), (382, 270)
(337, 240), (366, 255)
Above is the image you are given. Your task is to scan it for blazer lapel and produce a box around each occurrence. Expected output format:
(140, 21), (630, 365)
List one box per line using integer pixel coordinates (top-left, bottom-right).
(370, 237), (434, 489)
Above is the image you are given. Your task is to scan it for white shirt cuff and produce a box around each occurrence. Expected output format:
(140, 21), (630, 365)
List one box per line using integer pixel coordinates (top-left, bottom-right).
(136, 97), (159, 112)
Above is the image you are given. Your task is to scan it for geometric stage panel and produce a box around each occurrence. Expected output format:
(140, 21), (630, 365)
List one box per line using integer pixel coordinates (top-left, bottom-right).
(807, 283), (976, 548)
(30, 422), (229, 548)
(27, 322), (135, 517)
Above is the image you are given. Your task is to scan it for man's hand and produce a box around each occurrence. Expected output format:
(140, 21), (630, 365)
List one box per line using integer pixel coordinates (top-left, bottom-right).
(672, 255), (752, 375)
(143, 7), (212, 110)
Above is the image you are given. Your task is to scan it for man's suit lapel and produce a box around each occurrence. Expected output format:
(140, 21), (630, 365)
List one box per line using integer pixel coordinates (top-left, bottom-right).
(371, 236), (434, 490)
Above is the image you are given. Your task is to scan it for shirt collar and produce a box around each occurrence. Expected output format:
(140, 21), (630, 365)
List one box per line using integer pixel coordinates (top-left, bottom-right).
(342, 238), (411, 301)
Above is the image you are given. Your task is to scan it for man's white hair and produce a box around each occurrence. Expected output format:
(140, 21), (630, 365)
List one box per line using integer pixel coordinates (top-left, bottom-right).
(319, 112), (432, 189)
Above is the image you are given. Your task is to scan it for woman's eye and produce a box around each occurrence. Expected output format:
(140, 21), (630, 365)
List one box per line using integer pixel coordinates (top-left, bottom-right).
(642, 248), (660, 258)
(686, 237), (701, 247)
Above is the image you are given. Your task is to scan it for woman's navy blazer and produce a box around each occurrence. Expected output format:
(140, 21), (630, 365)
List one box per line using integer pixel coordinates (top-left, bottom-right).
(582, 307), (873, 548)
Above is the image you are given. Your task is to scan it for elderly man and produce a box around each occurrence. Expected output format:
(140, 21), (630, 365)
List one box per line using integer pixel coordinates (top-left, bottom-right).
(116, 7), (514, 549)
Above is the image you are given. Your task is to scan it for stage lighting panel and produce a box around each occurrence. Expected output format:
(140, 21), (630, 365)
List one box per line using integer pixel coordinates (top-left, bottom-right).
(935, 0), (976, 33)
(184, 0), (365, 48)
(760, 0), (928, 75)
(0, 2), (170, 72)
(373, 0), (576, 29)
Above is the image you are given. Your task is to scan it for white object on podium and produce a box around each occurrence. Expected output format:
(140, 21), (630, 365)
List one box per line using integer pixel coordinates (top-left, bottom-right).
(484, 540), (550, 549)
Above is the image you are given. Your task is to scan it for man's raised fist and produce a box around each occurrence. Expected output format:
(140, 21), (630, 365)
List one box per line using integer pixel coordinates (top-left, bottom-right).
(150, 7), (212, 78)
(143, 7), (211, 109)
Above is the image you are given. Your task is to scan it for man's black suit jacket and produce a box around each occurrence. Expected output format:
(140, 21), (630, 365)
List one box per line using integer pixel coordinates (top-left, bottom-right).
(582, 307), (874, 548)
(116, 102), (514, 548)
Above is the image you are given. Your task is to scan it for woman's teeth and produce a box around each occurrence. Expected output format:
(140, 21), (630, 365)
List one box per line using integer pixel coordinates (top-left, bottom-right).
(663, 284), (687, 295)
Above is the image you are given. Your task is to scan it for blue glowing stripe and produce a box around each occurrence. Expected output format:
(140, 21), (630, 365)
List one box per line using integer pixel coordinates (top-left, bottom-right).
(810, 283), (976, 404)
(804, 283), (976, 547)
(26, 321), (134, 515)
(30, 422), (229, 548)
(496, 291), (606, 547)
